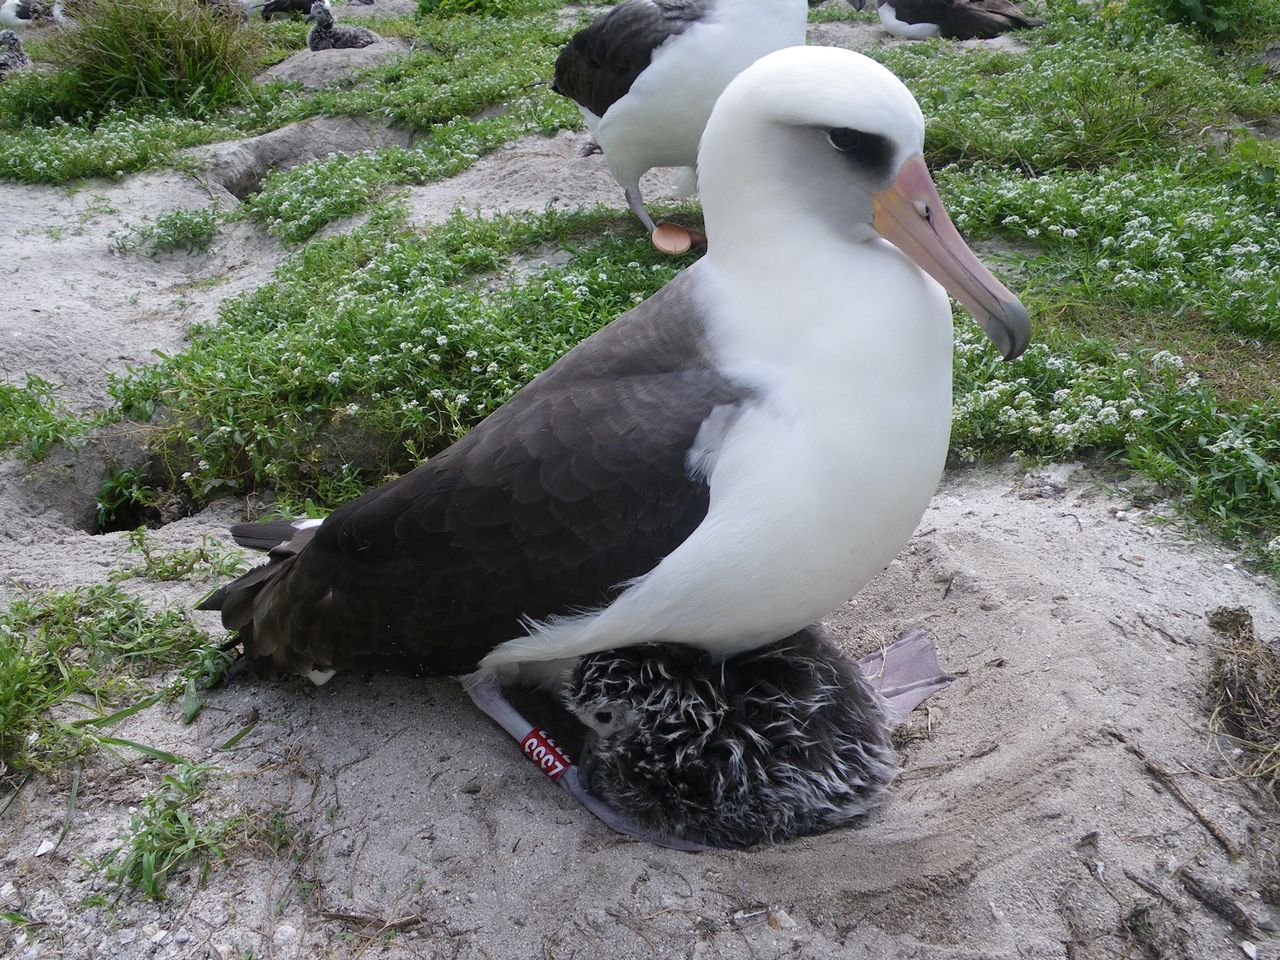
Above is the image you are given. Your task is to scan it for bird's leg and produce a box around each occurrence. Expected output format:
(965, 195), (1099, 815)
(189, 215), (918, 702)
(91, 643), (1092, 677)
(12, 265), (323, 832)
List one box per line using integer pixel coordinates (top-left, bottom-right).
(461, 671), (713, 852)
(578, 137), (603, 157)
(624, 186), (657, 233)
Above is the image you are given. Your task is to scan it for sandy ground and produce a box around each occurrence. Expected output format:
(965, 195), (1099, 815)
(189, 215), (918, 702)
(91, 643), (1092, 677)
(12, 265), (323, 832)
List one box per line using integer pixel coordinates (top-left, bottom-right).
(2, 15), (1279, 960)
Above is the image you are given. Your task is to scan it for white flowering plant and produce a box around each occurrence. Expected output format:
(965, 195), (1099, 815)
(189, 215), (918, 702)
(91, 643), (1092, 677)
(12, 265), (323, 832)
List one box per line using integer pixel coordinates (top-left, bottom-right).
(938, 156), (1280, 339)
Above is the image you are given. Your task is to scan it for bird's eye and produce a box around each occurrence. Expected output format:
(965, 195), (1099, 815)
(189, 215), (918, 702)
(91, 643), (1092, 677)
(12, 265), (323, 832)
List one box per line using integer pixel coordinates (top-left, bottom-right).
(594, 710), (613, 726)
(827, 128), (894, 176)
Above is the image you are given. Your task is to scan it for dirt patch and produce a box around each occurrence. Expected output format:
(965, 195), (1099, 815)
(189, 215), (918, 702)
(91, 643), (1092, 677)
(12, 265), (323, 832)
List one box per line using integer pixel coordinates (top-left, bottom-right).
(332, 0), (418, 19)
(256, 39), (413, 91)
(405, 129), (684, 225)
(0, 172), (284, 413)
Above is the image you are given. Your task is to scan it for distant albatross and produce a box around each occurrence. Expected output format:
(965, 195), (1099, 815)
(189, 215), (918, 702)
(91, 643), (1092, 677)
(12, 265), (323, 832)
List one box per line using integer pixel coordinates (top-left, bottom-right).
(0, 0), (62, 27)
(851, 0), (1042, 40)
(203, 45), (1030, 835)
(552, 0), (809, 253)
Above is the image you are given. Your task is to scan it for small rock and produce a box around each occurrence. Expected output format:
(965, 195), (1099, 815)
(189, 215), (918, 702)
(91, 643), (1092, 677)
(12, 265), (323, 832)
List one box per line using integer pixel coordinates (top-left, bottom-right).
(33, 840), (55, 857)
(1239, 942), (1257, 960)
(768, 909), (796, 930)
(0, 881), (18, 906)
(274, 923), (298, 947)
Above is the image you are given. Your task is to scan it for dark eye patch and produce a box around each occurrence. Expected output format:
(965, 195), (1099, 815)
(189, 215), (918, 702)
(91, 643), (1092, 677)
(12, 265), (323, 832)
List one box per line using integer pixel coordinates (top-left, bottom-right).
(827, 127), (894, 178)
(594, 710), (614, 725)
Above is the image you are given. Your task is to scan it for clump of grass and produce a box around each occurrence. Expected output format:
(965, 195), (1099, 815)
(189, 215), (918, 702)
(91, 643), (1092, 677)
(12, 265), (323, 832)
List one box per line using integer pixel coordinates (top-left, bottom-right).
(110, 205), (224, 256)
(0, 584), (213, 776)
(0, 376), (92, 459)
(0, 583), (215, 778)
(1206, 606), (1280, 797)
(48, 0), (261, 118)
(0, 0), (575, 186)
(98, 762), (235, 899)
(112, 528), (247, 582)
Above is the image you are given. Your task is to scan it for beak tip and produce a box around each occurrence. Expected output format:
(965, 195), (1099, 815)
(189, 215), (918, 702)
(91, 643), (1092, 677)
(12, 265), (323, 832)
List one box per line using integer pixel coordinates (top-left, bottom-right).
(988, 302), (1029, 363)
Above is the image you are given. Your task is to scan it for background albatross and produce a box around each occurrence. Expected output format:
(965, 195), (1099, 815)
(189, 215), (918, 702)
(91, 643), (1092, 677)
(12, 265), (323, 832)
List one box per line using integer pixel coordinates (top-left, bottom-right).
(552, 0), (809, 252)
(203, 45), (1030, 837)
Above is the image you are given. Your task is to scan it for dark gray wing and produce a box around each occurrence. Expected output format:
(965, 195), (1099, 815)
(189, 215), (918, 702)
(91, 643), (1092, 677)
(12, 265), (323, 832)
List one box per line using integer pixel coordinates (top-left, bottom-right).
(201, 271), (752, 677)
(552, 0), (713, 119)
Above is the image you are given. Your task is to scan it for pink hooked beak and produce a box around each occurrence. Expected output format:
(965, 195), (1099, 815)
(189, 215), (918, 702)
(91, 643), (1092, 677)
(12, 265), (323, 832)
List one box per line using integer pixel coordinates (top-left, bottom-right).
(873, 155), (1030, 360)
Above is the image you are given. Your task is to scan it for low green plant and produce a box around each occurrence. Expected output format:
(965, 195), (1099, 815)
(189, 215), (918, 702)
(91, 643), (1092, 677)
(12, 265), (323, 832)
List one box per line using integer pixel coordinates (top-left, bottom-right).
(98, 762), (235, 899)
(110, 205), (224, 256)
(112, 528), (247, 582)
(244, 92), (578, 242)
(0, 585), (213, 775)
(938, 157), (1280, 340)
(95, 466), (160, 533)
(108, 206), (685, 503)
(1134, 0), (1277, 39)
(873, 2), (1280, 172)
(0, 109), (242, 184)
(418, 0), (522, 16)
(48, 0), (262, 118)
(0, 376), (91, 459)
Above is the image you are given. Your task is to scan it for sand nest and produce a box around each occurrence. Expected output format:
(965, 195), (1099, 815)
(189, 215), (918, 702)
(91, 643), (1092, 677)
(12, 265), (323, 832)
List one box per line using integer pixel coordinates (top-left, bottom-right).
(2, 117), (1279, 960)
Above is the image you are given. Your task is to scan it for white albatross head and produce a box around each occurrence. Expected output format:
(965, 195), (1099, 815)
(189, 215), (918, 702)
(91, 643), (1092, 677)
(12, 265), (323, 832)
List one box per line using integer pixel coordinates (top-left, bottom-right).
(698, 45), (1030, 361)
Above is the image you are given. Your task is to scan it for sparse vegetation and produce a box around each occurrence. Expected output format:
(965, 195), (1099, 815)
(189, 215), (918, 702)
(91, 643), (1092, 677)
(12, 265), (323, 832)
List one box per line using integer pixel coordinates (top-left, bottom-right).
(0, 585), (215, 777)
(112, 528), (247, 582)
(110, 205), (225, 256)
(97, 762), (234, 899)
(0, 376), (92, 459)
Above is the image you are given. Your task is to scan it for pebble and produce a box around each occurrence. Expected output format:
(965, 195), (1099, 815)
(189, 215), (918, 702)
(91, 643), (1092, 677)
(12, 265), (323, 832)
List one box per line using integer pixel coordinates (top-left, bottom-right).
(273, 923), (298, 947)
(769, 909), (796, 930)
(1239, 942), (1257, 960)
(34, 840), (56, 857)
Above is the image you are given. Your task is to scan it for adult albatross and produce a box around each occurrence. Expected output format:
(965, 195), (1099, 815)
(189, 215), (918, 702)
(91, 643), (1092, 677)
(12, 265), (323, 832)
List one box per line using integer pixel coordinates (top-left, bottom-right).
(552, 0), (808, 253)
(850, 0), (1042, 40)
(203, 45), (1030, 834)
